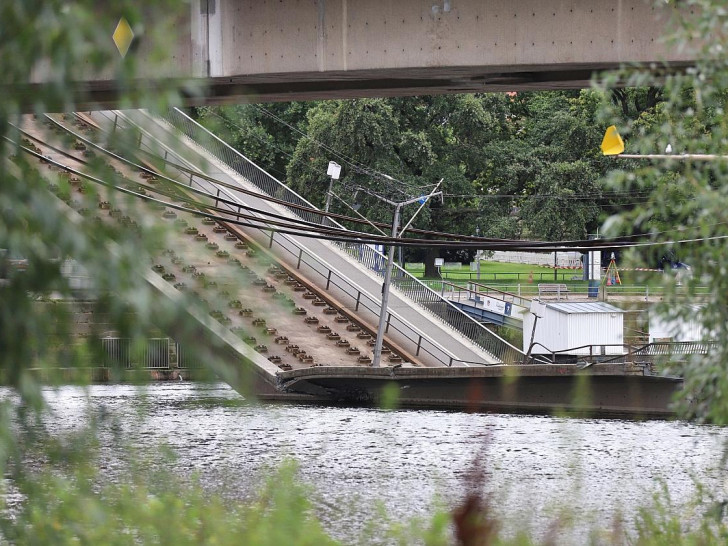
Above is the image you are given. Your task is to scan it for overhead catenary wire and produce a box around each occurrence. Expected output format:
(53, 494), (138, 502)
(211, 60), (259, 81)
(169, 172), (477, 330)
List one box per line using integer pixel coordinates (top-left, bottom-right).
(75, 111), (655, 243)
(123, 129), (726, 247)
(51, 115), (535, 244)
(32, 117), (394, 235)
(9, 127), (410, 243)
(14, 135), (728, 254)
(17, 115), (728, 253)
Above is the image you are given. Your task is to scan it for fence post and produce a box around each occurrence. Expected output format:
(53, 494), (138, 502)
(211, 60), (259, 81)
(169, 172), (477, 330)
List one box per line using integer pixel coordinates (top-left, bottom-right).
(296, 249), (303, 269)
(355, 291), (361, 311)
(268, 231), (274, 248)
(416, 335), (422, 356)
(385, 313), (391, 333)
(326, 270), (332, 290)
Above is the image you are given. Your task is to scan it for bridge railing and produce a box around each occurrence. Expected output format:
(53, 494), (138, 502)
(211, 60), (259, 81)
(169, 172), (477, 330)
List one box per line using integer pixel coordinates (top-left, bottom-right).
(527, 340), (714, 365)
(161, 108), (338, 229)
(102, 337), (170, 369)
(419, 279), (532, 309)
(158, 108), (523, 364)
(629, 341), (714, 357)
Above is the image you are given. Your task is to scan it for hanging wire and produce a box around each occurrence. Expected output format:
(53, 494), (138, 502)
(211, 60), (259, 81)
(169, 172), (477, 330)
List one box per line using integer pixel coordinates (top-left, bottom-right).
(14, 130), (728, 254)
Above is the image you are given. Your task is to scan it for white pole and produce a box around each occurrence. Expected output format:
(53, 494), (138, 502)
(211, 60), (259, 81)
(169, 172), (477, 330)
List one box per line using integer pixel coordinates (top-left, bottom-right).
(614, 153), (728, 161)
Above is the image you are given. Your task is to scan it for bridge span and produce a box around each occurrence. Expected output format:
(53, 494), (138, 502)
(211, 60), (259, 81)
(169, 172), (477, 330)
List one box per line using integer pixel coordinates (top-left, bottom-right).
(11, 108), (689, 415)
(22, 0), (697, 108)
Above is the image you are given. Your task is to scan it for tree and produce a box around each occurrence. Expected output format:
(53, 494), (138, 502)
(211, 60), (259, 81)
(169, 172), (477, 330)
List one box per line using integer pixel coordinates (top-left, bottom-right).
(519, 161), (601, 240)
(195, 103), (311, 181)
(595, 0), (728, 423)
(281, 94), (516, 274)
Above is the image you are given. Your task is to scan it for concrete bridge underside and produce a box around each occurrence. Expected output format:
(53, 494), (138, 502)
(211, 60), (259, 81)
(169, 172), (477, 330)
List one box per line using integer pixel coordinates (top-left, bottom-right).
(26, 0), (696, 108)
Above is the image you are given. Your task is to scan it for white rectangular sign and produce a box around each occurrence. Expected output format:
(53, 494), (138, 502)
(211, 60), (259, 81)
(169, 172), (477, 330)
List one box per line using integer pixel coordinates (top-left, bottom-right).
(327, 161), (341, 179)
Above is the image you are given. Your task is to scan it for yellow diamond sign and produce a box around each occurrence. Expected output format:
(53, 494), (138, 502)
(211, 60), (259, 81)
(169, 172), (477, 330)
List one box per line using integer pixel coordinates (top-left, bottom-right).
(113, 17), (134, 58)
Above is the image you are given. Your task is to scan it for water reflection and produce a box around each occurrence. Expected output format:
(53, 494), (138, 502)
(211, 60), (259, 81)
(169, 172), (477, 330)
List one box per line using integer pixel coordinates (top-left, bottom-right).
(37, 383), (728, 542)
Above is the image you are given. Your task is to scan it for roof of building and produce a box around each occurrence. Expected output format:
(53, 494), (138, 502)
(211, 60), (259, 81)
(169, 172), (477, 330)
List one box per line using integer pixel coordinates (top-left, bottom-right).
(545, 302), (624, 314)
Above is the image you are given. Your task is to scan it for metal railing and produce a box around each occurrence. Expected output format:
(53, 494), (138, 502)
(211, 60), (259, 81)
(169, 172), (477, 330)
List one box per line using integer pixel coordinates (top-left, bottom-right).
(176, 344), (203, 369)
(439, 270), (583, 282)
(630, 341), (714, 356)
(420, 279), (532, 309)
(416, 282), (711, 302)
(102, 337), (170, 369)
(156, 108), (523, 364)
(528, 340), (714, 365)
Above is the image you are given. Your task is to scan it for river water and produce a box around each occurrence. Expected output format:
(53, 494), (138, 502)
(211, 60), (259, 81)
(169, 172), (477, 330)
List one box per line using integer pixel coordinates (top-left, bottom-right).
(36, 383), (728, 543)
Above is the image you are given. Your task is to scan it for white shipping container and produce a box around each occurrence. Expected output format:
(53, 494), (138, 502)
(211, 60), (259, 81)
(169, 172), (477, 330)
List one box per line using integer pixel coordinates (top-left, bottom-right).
(523, 301), (625, 355)
(649, 305), (706, 343)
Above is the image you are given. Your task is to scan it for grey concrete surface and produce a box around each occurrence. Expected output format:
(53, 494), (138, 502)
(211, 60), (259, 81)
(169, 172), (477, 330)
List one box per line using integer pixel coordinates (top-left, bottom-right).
(17, 0), (698, 108)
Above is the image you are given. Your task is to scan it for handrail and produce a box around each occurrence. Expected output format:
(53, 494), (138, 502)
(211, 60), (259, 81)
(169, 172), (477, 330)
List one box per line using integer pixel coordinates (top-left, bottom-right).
(527, 340), (714, 365)
(160, 107), (524, 363)
(629, 341), (714, 356)
(423, 278), (532, 309)
(88, 109), (474, 367)
(463, 280), (533, 305)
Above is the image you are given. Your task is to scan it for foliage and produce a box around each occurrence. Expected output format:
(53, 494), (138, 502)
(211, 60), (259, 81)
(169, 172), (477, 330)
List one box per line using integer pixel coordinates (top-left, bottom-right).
(2, 450), (338, 546)
(4, 0), (728, 544)
(0, 0), (278, 542)
(204, 88), (663, 275)
(594, 0), (728, 424)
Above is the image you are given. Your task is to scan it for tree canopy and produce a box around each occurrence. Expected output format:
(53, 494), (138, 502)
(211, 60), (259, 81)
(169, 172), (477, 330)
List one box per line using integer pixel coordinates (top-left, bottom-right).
(200, 87), (664, 272)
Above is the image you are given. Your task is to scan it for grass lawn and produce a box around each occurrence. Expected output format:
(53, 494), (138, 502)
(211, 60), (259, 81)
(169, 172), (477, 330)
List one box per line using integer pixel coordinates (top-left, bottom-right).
(403, 260), (679, 296)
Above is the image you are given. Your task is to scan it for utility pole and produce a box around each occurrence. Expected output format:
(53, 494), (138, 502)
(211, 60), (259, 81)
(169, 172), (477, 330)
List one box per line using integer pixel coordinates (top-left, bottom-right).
(372, 203), (402, 368)
(362, 182), (443, 368)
